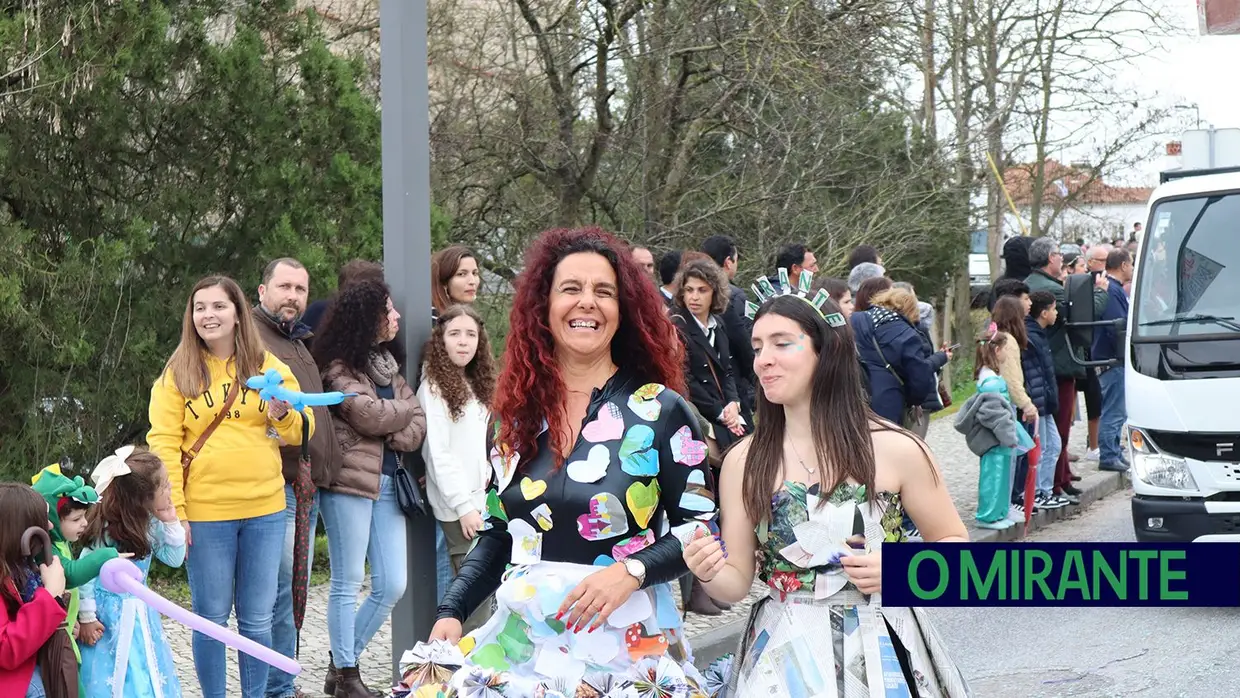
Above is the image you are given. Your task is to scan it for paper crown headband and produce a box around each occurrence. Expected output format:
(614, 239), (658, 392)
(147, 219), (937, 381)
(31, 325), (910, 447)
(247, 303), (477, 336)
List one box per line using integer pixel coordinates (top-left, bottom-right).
(744, 267), (846, 328)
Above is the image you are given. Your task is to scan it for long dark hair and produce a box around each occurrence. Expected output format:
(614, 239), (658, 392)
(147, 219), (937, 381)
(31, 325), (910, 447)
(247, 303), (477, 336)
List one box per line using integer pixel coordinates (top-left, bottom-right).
(421, 304), (496, 420)
(313, 279), (394, 373)
(742, 295), (878, 524)
(83, 449), (167, 559)
(0, 484), (51, 600)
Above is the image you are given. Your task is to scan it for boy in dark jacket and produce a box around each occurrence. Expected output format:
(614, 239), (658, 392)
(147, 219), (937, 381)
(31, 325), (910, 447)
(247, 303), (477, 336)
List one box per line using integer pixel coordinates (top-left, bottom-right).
(1024, 291), (1070, 508)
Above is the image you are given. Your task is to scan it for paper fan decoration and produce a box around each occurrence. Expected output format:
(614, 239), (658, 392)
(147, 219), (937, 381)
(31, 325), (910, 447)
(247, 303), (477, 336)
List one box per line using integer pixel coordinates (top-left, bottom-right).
(701, 655), (733, 698)
(456, 668), (508, 698)
(628, 657), (690, 698)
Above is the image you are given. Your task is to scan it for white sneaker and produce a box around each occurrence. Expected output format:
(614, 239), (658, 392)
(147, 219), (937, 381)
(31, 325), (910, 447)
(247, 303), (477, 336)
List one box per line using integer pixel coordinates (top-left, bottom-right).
(1008, 504), (1025, 522)
(1084, 448), (1100, 462)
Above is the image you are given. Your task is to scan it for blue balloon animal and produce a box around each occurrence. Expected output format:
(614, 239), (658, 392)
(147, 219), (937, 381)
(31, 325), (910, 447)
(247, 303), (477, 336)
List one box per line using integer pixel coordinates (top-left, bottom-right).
(246, 368), (355, 412)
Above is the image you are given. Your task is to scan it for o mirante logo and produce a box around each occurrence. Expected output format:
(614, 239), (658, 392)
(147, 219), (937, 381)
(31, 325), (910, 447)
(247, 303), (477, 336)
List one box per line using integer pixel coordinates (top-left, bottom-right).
(882, 543), (1240, 607)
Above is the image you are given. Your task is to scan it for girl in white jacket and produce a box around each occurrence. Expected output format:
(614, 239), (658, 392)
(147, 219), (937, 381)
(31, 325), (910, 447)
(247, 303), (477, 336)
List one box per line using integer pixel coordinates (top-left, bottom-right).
(417, 304), (496, 631)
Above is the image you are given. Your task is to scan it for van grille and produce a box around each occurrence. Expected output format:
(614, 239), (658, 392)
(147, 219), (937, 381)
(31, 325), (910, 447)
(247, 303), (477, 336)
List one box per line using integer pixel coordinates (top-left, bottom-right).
(1148, 430), (1240, 462)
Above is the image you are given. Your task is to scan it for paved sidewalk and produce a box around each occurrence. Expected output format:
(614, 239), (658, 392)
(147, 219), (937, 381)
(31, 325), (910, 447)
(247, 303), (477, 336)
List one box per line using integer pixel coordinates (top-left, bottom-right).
(165, 397), (1123, 696)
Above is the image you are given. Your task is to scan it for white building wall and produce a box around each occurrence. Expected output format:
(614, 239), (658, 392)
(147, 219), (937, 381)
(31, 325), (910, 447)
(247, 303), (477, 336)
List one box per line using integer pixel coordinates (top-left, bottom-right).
(1002, 202), (1148, 244)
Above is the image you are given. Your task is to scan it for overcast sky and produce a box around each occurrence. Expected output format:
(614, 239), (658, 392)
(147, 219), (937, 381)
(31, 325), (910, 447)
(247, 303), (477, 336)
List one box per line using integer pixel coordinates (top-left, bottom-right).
(1120, 0), (1240, 184)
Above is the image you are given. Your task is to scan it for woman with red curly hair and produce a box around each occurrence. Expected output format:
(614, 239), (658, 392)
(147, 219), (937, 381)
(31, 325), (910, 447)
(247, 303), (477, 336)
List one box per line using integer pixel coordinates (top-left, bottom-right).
(430, 227), (720, 694)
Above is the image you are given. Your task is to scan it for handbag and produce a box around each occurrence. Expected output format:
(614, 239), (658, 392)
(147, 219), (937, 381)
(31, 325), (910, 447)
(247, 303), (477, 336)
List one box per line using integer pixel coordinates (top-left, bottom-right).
(181, 381), (240, 489)
(393, 452), (429, 518)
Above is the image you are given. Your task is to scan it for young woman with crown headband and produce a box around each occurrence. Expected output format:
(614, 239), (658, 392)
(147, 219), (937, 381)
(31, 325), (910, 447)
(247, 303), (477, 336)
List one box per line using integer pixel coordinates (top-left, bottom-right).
(683, 268), (972, 697)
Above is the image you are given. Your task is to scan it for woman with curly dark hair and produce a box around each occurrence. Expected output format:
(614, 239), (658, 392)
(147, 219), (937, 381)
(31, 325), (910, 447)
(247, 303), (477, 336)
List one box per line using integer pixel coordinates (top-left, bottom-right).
(429, 227), (720, 694)
(417, 304), (496, 633)
(313, 279), (426, 698)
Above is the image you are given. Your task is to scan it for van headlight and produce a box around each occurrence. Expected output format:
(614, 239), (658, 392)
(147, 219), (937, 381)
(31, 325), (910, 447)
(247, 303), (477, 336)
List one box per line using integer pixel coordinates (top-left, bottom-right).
(1130, 428), (1197, 491)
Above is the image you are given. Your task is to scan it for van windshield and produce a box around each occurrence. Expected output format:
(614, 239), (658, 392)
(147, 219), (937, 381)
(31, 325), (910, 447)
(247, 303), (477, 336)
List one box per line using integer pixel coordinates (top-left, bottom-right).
(1133, 193), (1240, 340)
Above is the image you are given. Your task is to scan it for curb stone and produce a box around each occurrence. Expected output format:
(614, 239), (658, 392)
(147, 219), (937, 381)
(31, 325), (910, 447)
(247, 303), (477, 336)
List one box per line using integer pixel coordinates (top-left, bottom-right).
(685, 468), (1133, 669)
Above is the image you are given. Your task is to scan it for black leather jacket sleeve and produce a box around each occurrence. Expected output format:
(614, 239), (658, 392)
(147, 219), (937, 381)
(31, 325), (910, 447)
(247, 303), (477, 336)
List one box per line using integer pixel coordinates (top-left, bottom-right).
(626, 395), (718, 588)
(435, 529), (512, 622)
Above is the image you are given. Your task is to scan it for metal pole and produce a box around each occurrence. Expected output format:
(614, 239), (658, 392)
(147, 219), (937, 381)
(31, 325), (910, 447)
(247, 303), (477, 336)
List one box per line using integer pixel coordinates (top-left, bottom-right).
(379, 0), (435, 681)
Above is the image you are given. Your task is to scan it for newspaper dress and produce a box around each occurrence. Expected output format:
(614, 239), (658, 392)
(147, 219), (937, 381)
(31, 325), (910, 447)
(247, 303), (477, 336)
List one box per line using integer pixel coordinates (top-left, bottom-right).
(728, 481), (970, 698)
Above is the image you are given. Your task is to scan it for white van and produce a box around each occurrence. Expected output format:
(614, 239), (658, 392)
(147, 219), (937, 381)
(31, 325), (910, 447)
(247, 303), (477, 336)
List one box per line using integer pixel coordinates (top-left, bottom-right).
(1067, 167), (1240, 541)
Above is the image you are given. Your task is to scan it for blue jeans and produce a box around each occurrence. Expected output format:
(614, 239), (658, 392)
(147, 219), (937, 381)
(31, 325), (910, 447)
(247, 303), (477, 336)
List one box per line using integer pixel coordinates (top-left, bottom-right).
(320, 475), (408, 668)
(1099, 367), (1127, 465)
(26, 665), (44, 698)
(1035, 413), (1063, 496)
(436, 526), (452, 602)
(267, 485), (319, 698)
(187, 511), (285, 698)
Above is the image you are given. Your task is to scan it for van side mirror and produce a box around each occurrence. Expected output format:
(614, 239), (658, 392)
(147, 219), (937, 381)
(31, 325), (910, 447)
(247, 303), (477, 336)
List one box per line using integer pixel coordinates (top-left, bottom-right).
(1064, 272), (1120, 368)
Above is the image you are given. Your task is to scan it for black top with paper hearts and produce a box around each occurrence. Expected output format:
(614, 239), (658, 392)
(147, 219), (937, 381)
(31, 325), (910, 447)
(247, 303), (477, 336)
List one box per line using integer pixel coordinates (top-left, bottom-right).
(437, 369), (718, 622)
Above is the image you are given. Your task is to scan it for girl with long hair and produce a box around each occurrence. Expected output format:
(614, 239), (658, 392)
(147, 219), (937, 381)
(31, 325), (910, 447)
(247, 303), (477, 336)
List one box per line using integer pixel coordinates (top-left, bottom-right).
(147, 275), (310, 698)
(429, 227), (719, 695)
(417, 304), (496, 633)
(314, 279), (426, 697)
(77, 447), (186, 697)
(0, 484), (69, 698)
(683, 288), (971, 697)
(958, 327), (1028, 530)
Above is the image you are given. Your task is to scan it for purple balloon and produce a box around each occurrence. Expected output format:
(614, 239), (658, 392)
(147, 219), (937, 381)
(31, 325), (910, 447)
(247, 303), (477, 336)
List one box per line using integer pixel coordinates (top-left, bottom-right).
(99, 557), (301, 676)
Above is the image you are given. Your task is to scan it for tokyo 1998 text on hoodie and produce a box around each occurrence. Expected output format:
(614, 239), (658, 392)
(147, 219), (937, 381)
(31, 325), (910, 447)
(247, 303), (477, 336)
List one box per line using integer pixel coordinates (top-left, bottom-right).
(147, 351), (313, 522)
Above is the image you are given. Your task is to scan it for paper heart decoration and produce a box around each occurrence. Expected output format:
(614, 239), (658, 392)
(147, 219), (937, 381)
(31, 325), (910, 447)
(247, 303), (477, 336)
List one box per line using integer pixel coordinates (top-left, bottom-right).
(623, 623), (669, 661)
(520, 477), (547, 500)
(485, 490), (508, 522)
(625, 481), (660, 529)
(531, 503), (553, 531)
(577, 493), (629, 541)
(496, 614), (535, 664)
(470, 642), (511, 671)
(567, 444), (611, 484)
(670, 425), (707, 466)
(679, 469), (716, 514)
(626, 392), (663, 422)
(612, 529), (655, 561)
(633, 383), (666, 401)
(569, 627), (623, 665)
(619, 425), (659, 477)
(582, 403), (625, 442)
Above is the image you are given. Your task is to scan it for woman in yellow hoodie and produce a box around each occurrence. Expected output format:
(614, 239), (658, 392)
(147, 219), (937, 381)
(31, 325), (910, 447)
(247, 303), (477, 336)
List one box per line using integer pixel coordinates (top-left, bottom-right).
(147, 275), (313, 698)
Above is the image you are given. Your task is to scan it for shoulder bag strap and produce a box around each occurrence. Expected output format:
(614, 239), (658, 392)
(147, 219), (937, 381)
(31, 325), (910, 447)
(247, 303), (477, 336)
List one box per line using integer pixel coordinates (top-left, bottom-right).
(868, 333), (905, 387)
(181, 380), (241, 484)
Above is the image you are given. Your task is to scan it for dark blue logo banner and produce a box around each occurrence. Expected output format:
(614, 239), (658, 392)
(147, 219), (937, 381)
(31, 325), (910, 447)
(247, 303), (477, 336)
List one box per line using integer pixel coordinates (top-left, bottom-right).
(881, 543), (1240, 607)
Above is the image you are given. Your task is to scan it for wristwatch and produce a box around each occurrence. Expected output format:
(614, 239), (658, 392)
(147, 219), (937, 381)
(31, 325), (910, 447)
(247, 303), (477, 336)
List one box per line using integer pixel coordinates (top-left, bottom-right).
(622, 558), (647, 587)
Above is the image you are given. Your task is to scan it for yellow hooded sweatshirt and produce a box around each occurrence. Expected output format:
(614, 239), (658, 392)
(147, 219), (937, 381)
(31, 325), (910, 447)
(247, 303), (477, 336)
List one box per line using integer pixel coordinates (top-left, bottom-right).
(147, 352), (314, 522)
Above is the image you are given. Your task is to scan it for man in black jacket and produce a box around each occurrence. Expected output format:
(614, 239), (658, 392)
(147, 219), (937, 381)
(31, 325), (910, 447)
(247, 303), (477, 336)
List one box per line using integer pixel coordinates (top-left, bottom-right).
(702, 235), (756, 414)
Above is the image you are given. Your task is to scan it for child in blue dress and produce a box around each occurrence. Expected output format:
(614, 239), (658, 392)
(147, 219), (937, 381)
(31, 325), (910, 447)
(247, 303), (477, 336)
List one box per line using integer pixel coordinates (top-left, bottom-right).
(76, 446), (186, 698)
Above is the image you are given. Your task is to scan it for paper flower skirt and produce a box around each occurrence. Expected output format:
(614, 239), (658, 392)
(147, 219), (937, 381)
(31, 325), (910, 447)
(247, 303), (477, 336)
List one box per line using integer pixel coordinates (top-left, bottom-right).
(446, 561), (718, 696)
(728, 590), (971, 698)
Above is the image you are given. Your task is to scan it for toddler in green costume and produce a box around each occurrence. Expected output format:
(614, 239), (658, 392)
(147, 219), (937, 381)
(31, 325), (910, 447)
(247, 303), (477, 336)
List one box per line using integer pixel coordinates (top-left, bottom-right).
(31, 464), (122, 665)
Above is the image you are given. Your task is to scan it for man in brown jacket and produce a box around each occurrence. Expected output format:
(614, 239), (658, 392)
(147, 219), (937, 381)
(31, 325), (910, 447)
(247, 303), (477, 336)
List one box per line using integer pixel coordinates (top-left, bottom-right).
(254, 257), (340, 698)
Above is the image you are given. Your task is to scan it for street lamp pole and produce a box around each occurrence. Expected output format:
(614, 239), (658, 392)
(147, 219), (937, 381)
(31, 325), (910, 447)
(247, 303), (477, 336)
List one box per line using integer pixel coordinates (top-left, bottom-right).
(378, 0), (435, 680)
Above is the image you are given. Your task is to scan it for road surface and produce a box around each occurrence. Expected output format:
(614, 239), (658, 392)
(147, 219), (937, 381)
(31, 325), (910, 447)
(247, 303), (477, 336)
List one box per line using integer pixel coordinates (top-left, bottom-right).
(929, 492), (1240, 697)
